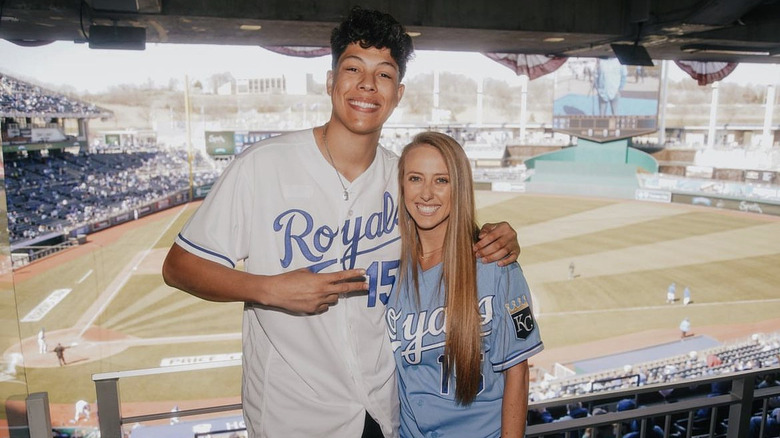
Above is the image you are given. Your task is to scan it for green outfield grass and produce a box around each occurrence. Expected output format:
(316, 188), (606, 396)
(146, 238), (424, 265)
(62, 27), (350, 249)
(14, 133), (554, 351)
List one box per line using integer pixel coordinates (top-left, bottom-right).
(2, 193), (779, 408)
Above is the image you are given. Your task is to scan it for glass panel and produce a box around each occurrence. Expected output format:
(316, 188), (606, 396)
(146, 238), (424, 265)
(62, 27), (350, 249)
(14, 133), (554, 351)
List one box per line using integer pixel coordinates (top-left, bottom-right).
(0, 135), (29, 434)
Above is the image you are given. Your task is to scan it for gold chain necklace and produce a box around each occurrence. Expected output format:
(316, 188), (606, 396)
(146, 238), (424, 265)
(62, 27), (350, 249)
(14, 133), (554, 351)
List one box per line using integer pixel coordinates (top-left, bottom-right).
(321, 124), (349, 201)
(419, 247), (443, 259)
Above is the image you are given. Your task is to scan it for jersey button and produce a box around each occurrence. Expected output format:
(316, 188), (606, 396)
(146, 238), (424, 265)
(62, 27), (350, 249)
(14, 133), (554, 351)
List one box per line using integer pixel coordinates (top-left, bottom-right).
(348, 209), (354, 216)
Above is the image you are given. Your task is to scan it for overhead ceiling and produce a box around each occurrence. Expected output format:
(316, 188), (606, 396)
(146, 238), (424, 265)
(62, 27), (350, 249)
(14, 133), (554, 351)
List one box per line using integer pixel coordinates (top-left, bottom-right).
(2, 0), (780, 65)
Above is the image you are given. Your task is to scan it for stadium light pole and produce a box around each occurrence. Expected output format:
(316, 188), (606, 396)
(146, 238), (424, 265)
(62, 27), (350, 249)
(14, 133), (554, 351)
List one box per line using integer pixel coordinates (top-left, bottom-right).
(658, 60), (668, 146)
(763, 84), (775, 149)
(707, 81), (719, 149)
(519, 74), (528, 142)
(184, 74), (194, 200)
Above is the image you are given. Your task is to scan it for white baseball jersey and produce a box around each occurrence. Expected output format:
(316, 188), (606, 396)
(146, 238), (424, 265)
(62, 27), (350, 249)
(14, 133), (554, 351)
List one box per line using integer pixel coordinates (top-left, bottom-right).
(386, 262), (544, 438)
(175, 129), (402, 437)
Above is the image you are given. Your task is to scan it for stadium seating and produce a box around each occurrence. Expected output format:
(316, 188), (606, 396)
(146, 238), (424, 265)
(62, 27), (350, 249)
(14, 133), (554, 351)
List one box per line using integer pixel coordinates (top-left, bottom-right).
(525, 332), (780, 438)
(531, 333), (780, 404)
(1, 74), (105, 116)
(4, 149), (222, 245)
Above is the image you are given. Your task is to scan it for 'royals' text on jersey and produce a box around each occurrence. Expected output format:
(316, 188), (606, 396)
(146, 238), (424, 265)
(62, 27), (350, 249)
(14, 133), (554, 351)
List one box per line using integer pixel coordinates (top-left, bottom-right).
(387, 295), (495, 365)
(273, 191), (401, 307)
(385, 262), (544, 438)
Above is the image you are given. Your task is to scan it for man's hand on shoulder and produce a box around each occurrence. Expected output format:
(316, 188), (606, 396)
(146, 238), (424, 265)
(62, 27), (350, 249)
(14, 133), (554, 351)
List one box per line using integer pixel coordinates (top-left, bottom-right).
(473, 222), (520, 266)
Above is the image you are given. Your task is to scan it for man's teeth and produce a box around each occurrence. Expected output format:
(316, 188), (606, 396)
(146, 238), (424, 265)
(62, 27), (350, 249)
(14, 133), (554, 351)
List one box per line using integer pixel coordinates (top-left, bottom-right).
(352, 100), (378, 109)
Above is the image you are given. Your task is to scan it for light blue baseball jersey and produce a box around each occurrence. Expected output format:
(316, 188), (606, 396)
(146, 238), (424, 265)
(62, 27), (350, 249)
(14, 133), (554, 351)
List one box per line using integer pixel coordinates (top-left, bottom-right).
(385, 261), (543, 438)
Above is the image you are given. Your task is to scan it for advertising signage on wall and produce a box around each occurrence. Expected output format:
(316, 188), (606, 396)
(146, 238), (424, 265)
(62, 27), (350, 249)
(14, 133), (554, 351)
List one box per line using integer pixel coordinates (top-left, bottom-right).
(205, 131), (236, 156)
(205, 131), (285, 156)
(673, 193), (780, 217)
(552, 58), (661, 142)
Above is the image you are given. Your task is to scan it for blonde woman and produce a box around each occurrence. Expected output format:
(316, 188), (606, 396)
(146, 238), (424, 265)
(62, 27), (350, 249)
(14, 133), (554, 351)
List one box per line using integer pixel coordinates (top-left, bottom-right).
(386, 132), (544, 437)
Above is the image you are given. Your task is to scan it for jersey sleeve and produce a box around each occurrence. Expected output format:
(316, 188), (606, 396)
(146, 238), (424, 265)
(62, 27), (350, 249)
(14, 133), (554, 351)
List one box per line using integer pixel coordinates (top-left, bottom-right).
(487, 263), (544, 372)
(174, 156), (254, 269)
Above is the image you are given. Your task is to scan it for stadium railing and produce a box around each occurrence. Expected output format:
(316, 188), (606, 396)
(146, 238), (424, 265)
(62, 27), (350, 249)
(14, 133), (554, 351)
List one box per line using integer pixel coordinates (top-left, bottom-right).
(91, 362), (779, 438)
(92, 360), (242, 438)
(527, 366), (780, 438)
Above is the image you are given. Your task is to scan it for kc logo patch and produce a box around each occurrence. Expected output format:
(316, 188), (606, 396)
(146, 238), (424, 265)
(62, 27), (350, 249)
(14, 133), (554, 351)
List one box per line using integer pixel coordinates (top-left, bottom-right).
(505, 297), (535, 340)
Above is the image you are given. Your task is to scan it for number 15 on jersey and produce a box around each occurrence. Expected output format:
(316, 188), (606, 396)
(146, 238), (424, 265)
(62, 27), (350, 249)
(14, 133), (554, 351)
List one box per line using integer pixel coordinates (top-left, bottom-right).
(366, 260), (399, 308)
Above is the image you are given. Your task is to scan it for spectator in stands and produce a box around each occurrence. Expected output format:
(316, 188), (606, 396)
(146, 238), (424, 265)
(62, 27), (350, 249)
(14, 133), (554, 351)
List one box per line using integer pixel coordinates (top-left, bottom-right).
(707, 353), (723, 368)
(549, 400), (591, 438)
(757, 373), (780, 409)
(161, 8), (520, 438)
(528, 407), (555, 426)
(0, 75), (104, 116)
(582, 407), (616, 438)
(566, 402), (590, 420)
(758, 373), (778, 389)
(749, 407), (780, 438)
(4, 147), (220, 244)
(694, 381), (731, 423)
(616, 398), (664, 438)
(615, 398), (637, 436)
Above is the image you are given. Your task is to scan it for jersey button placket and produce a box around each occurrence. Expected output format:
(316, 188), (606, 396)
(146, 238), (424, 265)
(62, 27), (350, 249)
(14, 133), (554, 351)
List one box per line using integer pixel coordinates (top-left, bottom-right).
(339, 202), (361, 390)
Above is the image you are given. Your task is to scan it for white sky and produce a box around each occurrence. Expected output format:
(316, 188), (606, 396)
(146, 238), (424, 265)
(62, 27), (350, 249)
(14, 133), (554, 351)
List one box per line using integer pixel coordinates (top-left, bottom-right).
(2, 40), (779, 94)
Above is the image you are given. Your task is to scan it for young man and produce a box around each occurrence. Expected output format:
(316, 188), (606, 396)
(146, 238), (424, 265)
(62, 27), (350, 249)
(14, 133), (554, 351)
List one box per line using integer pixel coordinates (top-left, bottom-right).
(162, 7), (519, 438)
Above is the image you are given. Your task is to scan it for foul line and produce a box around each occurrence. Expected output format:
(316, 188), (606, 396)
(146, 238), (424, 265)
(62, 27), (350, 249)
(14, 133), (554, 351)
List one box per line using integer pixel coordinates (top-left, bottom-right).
(77, 269), (93, 284)
(75, 205), (190, 338)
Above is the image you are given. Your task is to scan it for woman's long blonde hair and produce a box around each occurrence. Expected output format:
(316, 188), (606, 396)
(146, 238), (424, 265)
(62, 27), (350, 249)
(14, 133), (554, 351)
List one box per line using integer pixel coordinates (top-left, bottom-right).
(397, 131), (482, 404)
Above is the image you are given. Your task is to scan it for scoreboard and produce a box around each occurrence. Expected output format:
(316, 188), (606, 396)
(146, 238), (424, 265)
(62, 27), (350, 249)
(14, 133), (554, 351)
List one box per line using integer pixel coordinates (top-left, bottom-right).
(553, 58), (661, 142)
(553, 114), (658, 141)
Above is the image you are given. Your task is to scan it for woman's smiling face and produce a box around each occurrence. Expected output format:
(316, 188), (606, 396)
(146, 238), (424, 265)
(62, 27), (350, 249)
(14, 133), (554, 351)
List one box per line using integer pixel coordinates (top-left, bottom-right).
(401, 144), (452, 238)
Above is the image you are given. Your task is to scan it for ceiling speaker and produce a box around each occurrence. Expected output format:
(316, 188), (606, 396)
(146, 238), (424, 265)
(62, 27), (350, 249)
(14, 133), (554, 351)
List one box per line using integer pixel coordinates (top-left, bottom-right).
(610, 43), (654, 66)
(89, 25), (146, 50)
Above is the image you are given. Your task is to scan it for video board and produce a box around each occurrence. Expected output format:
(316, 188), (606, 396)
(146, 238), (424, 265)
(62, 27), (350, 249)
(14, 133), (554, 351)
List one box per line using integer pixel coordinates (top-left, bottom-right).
(553, 58), (661, 142)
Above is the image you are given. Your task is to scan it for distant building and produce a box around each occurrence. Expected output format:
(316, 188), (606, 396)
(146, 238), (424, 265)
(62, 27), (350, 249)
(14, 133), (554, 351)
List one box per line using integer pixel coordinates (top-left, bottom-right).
(235, 76), (287, 95)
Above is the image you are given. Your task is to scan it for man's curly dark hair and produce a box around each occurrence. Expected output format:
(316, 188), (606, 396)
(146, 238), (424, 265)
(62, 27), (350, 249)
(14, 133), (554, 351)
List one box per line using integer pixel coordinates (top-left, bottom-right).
(330, 6), (415, 80)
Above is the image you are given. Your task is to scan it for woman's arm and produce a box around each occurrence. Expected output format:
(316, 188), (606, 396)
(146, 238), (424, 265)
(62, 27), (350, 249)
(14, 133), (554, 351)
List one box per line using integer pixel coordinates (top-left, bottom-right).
(502, 360), (530, 438)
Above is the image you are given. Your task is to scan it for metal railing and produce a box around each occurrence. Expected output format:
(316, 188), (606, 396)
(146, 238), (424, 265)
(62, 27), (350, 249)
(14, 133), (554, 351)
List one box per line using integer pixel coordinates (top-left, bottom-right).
(92, 359), (242, 438)
(93, 362), (779, 438)
(527, 366), (780, 438)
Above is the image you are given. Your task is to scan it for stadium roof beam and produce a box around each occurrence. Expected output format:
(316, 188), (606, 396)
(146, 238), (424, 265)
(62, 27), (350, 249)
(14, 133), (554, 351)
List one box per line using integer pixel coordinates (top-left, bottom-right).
(0, 0), (779, 64)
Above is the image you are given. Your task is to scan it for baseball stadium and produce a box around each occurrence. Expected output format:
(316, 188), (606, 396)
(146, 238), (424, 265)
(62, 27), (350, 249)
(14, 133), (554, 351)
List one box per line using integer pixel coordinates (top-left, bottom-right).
(1, 76), (780, 437)
(2, 175), (780, 437)
(2, 4), (780, 436)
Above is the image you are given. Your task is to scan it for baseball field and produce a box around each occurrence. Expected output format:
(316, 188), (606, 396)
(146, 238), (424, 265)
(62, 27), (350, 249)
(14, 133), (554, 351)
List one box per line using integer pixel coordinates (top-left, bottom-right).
(2, 190), (779, 429)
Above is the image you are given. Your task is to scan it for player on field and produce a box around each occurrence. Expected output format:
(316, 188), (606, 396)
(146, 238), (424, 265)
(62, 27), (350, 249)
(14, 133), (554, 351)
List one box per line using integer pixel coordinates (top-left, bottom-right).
(162, 7), (520, 438)
(386, 132), (543, 437)
(666, 282), (676, 304)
